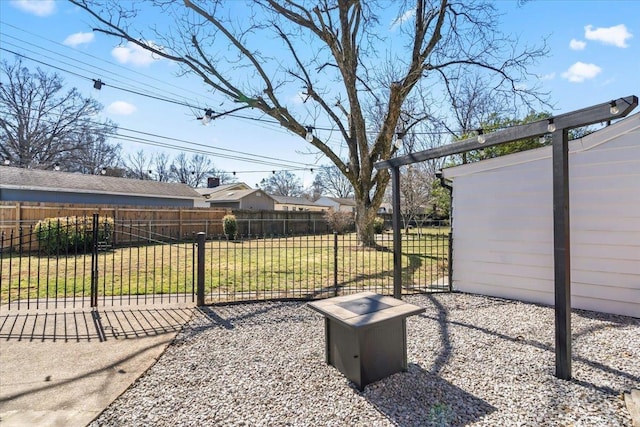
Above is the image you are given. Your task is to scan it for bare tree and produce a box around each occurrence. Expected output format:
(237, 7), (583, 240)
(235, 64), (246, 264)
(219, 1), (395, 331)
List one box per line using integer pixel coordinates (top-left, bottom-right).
(71, 0), (548, 245)
(259, 170), (303, 196)
(306, 174), (325, 201)
(171, 153), (212, 187)
(398, 164), (433, 234)
(0, 58), (117, 170)
(314, 165), (354, 198)
(152, 152), (172, 182)
(125, 150), (152, 180)
(54, 119), (122, 174)
(439, 72), (510, 164)
(208, 167), (238, 185)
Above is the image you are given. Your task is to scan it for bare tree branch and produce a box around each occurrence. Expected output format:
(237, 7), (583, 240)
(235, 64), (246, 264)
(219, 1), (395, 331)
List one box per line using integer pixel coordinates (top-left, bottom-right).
(69, 0), (550, 246)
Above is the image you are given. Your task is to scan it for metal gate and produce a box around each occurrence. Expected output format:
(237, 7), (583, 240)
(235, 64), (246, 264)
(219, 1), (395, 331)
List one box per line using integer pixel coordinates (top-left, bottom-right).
(0, 214), (195, 311)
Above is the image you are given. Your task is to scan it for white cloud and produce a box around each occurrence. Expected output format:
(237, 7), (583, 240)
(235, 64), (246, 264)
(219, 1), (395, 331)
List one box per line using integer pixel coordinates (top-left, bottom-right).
(63, 32), (94, 47)
(569, 39), (586, 50)
(10, 0), (55, 16)
(111, 41), (161, 66)
(584, 24), (632, 48)
(541, 72), (556, 81)
(390, 9), (416, 30)
(561, 62), (602, 83)
(106, 101), (137, 115)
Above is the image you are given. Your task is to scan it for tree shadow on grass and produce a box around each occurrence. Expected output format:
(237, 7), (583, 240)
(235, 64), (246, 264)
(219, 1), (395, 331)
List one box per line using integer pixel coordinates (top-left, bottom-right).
(306, 251), (441, 298)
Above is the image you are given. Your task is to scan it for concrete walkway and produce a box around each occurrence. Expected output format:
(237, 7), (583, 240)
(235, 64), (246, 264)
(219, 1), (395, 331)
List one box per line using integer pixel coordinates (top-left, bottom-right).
(0, 302), (195, 427)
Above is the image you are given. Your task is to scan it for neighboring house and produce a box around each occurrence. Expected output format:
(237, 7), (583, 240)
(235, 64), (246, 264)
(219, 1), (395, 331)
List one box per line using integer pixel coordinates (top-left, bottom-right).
(194, 178), (251, 207)
(0, 167), (200, 207)
(272, 195), (330, 212)
(442, 113), (640, 317)
(206, 188), (275, 210)
(315, 196), (357, 212)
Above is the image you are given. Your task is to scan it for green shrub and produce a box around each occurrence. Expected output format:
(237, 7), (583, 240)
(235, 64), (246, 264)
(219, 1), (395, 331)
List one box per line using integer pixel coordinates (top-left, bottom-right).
(373, 216), (385, 234)
(222, 214), (237, 239)
(34, 216), (114, 255)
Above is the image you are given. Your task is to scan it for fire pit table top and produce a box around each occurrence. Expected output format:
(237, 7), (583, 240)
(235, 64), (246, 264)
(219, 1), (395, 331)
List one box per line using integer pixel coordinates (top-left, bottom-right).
(308, 291), (425, 328)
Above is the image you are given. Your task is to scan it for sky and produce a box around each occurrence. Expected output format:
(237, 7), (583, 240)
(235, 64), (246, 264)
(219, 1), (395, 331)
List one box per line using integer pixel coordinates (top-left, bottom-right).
(1, 0), (639, 188)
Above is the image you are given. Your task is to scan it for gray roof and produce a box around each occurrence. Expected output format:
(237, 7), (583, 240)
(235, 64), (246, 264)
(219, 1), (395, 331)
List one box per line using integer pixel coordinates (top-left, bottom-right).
(0, 167), (201, 200)
(318, 196), (357, 206)
(206, 188), (274, 202)
(195, 183), (251, 197)
(270, 195), (318, 206)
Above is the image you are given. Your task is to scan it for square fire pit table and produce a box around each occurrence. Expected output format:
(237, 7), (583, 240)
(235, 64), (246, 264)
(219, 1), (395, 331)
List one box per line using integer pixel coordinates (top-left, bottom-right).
(308, 291), (425, 390)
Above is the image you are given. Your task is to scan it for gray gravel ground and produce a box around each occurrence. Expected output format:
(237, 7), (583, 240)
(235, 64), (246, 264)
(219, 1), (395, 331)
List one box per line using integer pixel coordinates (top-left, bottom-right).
(91, 293), (639, 426)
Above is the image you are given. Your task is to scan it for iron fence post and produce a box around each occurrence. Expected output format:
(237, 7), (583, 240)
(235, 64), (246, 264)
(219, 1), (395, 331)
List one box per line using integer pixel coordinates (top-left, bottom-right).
(448, 232), (453, 291)
(91, 213), (99, 308)
(333, 231), (338, 296)
(196, 232), (205, 306)
(391, 166), (402, 299)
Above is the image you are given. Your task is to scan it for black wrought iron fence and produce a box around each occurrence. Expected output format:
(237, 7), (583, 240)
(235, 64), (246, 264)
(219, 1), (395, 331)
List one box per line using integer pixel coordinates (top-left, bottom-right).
(1, 217), (450, 311)
(191, 231), (449, 304)
(0, 215), (195, 311)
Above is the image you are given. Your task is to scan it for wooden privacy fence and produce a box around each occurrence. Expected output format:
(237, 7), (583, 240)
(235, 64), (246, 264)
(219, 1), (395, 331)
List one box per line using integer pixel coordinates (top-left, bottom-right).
(232, 209), (332, 235)
(0, 202), (230, 248)
(0, 203), (334, 250)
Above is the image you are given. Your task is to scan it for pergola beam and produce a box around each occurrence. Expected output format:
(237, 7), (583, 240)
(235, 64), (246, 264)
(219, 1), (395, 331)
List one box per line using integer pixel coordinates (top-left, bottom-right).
(374, 95), (638, 380)
(375, 95), (638, 169)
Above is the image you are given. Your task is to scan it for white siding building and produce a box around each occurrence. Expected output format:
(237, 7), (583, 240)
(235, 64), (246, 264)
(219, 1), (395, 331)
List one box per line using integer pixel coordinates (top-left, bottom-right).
(315, 197), (356, 212)
(442, 114), (640, 318)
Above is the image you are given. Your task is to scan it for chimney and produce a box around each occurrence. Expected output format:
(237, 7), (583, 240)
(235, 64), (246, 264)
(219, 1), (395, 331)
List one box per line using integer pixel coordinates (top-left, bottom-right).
(207, 177), (221, 188)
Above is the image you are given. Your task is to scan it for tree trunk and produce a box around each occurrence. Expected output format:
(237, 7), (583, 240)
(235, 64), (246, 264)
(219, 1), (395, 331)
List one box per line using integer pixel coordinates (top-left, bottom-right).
(355, 200), (377, 247)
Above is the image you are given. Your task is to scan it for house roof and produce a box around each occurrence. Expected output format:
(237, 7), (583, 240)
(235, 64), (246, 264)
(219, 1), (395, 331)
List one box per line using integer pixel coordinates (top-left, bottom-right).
(317, 196), (357, 206)
(0, 167), (201, 199)
(206, 188), (274, 202)
(194, 182), (251, 198)
(271, 195), (318, 206)
(443, 113), (640, 179)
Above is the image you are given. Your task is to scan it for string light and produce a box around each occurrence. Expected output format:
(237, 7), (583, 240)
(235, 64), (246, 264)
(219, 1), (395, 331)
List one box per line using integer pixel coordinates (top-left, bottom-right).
(477, 129), (486, 144)
(3, 44), (616, 141)
(394, 132), (404, 149)
(305, 126), (314, 142)
(610, 101), (619, 115)
(200, 109), (214, 126)
(547, 119), (556, 133)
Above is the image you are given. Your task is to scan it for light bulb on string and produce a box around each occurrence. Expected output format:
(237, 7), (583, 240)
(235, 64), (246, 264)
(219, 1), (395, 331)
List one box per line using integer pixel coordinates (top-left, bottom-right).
(305, 126), (314, 142)
(477, 129), (485, 144)
(394, 133), (403, 149)
(610, 101), (619, 115)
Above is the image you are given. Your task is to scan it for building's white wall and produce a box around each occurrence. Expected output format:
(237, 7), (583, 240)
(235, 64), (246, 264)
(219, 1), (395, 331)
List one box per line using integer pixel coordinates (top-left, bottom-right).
(450, 121), (640, 318)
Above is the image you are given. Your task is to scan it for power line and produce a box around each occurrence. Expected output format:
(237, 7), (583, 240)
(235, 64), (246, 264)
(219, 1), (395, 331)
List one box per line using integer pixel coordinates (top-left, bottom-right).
(0, 22), (213, 107)
(5, 110), (320, 172)
(2, 29), (526, 143)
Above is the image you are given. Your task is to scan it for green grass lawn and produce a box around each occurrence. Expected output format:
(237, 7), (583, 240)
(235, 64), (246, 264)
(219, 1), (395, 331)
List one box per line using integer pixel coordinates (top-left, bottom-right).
(1, 232), (449, 303)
